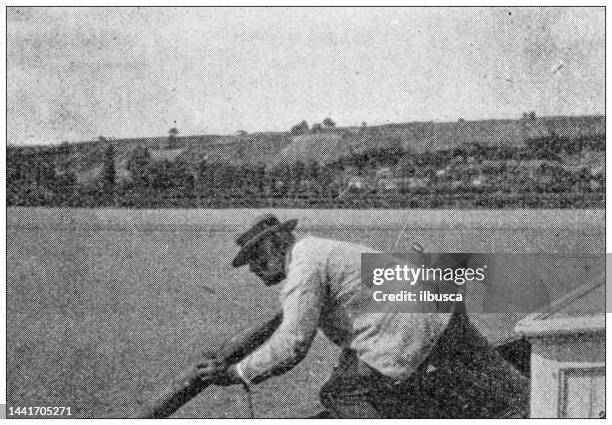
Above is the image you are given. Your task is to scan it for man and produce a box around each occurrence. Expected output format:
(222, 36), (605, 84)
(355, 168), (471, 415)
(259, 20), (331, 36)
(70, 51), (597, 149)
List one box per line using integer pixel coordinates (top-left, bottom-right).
(196, 213), (528, 418)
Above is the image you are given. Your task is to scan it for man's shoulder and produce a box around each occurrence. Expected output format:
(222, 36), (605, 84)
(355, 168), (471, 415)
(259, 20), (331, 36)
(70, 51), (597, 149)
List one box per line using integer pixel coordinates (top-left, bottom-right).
(292, 235), (337, 254)
(293, 236), (378, 256)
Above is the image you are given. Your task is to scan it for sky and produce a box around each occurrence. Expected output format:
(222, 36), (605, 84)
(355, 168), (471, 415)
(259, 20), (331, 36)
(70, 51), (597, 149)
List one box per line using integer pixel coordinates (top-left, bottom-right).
(7, 7), (605, 145)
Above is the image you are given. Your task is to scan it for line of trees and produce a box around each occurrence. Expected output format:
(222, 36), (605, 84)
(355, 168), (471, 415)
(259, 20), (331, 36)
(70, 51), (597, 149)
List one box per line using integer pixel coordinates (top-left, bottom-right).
(6, 134), (605, 209)
(290, 117), (336, 135)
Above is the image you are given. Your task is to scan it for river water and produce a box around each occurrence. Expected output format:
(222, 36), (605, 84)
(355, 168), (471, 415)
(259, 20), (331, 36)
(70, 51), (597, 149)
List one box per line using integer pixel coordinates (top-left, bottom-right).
(6, 207), (604, 417)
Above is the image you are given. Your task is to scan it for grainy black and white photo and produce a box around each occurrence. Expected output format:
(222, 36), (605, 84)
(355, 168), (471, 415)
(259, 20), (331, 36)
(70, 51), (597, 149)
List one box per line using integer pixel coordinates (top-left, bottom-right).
(6, 6), (605, 419)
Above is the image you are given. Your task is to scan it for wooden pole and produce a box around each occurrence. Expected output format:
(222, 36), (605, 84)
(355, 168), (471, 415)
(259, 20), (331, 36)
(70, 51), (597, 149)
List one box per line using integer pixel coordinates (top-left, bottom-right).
(134, 311), (283, 418)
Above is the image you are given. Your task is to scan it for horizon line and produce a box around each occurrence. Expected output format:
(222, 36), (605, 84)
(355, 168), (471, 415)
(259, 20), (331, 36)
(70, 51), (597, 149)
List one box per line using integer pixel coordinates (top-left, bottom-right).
(8, 112), (606, 148)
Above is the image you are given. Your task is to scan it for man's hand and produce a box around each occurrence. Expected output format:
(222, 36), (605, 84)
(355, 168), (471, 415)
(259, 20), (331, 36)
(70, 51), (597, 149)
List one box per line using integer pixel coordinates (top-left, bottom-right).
(195, 356), (242, 387)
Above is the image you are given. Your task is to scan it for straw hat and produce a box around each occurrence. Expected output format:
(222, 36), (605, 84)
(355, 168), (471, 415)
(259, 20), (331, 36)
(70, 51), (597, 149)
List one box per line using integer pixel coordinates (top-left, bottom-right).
(231, 213), (298, 268)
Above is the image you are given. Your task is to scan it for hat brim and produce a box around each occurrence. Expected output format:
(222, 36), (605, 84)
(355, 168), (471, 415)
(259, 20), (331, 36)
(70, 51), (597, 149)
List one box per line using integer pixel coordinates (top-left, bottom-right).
(231, 219), (298, 268)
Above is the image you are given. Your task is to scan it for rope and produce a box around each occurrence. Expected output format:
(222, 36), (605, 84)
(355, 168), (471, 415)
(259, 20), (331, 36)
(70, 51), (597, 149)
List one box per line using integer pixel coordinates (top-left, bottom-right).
(389, 217), (411, 252)
(242, 382), (255, 418)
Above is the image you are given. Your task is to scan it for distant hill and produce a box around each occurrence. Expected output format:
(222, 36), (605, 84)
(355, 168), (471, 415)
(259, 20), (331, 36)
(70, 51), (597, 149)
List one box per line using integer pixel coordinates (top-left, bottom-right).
(7, 113), (605, 209)
(27, 115), (605, 178)
(276, 132), (349, 164)
(274, 115), (604, 164)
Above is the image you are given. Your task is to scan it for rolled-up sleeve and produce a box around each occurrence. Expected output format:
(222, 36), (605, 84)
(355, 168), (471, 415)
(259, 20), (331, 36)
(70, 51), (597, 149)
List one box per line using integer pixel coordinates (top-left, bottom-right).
(236, 250), (324, 384)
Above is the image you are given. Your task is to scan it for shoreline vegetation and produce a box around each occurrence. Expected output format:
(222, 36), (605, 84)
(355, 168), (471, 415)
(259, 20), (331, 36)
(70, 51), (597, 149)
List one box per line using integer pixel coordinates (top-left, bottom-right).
(7, 130), (605, 210)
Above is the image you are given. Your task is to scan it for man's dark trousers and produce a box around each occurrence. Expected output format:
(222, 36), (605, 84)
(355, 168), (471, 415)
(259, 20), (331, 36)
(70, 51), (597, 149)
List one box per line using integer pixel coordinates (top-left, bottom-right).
(319, 313), (529, 418)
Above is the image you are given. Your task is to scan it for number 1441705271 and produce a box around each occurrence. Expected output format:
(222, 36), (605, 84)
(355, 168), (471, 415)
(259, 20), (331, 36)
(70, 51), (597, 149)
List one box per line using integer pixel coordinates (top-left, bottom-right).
(8, 406), (72, 416)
